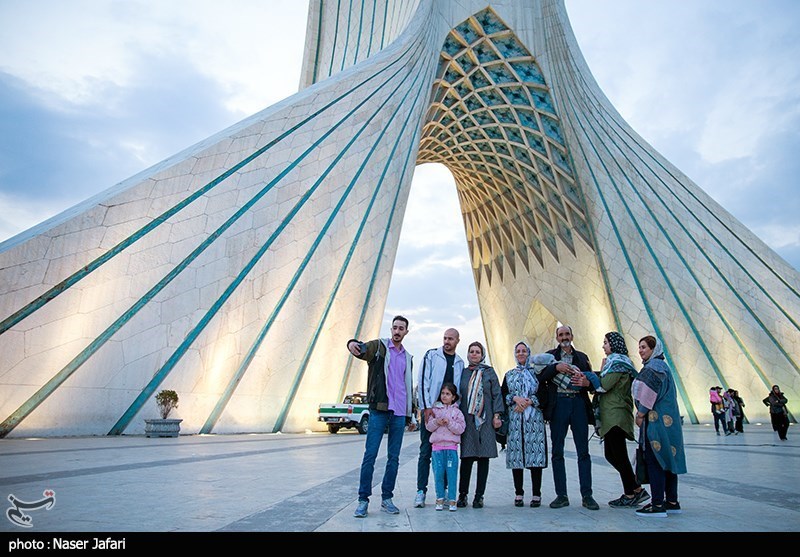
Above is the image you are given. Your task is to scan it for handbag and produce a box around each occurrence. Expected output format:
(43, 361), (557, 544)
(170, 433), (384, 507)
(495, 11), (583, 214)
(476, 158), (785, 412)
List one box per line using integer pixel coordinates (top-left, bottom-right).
(634, 445), (649, 485)
(495, 410), (509, 445)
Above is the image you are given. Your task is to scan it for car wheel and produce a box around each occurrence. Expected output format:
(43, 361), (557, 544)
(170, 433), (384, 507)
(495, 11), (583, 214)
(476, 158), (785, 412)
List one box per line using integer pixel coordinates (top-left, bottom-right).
(357, 415), (369, 434)
(327, 424), (340, 434)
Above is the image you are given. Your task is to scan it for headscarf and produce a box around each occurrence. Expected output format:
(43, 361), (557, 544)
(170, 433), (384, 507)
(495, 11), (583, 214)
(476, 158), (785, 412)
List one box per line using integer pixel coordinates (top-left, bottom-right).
(606, 332), (628, 355)
(631, 336), (666, 410)
(600, 332), (637, 377)
(466, 341), (486, 429)
(513, 341), (535, 420)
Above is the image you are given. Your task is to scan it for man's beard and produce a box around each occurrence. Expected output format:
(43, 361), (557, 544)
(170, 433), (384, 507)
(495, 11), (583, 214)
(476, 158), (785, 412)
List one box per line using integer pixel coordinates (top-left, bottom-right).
(560, 340), (572, 349)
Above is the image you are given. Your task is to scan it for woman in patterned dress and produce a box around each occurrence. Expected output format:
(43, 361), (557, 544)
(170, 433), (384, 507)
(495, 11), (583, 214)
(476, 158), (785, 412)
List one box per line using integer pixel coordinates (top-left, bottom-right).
(501, 341), (548, 507)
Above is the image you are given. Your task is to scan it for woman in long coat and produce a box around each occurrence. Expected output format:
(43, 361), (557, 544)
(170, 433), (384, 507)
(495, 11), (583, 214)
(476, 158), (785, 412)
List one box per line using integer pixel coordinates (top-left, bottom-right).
(457, 341), (504, 509)
(632, 335), (687, 516)
(501, 341), (548, 507)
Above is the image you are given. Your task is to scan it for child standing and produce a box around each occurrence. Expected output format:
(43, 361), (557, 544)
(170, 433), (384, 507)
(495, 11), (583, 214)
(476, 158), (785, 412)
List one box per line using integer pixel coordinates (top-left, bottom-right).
(425, 382), (466, 511)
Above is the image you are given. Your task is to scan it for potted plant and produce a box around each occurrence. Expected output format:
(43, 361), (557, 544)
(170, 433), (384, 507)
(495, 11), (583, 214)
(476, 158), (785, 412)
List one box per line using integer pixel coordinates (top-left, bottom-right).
(144, 389), (182, 437)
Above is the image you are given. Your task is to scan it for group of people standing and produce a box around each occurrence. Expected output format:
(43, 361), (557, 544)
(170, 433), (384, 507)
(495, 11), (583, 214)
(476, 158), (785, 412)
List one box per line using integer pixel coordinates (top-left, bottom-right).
(346, 317), (687, 519)
(709, 385), (746, 435)
(709, 384), (790, 441)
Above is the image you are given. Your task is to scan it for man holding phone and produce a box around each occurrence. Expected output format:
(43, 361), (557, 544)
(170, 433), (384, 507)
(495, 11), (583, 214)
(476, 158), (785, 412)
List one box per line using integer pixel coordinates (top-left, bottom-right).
(346, 316), (414, 518)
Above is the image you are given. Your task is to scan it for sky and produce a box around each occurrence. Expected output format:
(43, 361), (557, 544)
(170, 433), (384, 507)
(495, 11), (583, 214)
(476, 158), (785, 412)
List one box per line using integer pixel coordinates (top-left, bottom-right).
(1, 0), (798, 368)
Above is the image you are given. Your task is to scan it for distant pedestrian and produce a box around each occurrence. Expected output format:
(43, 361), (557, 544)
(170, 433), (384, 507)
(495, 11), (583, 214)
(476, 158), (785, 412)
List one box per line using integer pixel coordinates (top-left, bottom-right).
(710, 386), (729, 435)
(730, 389), (746, 433)
(763, 385), (789, 441)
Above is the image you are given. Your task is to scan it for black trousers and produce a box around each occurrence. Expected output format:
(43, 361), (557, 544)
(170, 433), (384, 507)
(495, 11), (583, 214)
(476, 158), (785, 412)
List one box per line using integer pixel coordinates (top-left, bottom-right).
(459, 457), (490, 497)
(603, 425), (640, 495)
(512, 467), (542, 497)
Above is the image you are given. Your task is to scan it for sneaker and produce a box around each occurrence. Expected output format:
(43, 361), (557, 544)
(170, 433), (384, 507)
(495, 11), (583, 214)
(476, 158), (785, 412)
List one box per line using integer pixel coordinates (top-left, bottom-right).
(582, 496), (600, 510)
(381, 498), (400, 514)
(472, 496), (484, 509)
(725, 431), (732, 436)
(665, 501), (682, 514)
(449, 500), (457, 512)
(608, 494), (637, 508)
(632, 488), (651, 506)
(636, 503), (667, 517)
(549, 495), (570, 509)
(530, 496), (541, 508)
(353, 500), (368, 518)
(434, 499), (444, 511)
(414, 490), (426, 508)
(456, 494), (468, 508)
(514, 496), (524, 507)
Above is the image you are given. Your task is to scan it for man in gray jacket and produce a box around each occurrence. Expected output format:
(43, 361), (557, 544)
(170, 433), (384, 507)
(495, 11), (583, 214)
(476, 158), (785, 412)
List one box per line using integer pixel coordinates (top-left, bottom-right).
(414, 328), (464, 508)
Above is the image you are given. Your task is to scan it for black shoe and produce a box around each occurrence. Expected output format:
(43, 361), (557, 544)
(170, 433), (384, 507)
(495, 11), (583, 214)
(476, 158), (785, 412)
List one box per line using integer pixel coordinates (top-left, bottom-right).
(582, 496), (600, 510)
(472, 496), (484, 509)
(665, 501), (682, 514)
(514, 496), (524, 507)
(456, 494), (468, 508)
(608, 494), (637, 508)
(530, 497), (541, 508)
(632, 488), (650, 506)
(549, 495), (569, 508)
(636, 503), (667, 517)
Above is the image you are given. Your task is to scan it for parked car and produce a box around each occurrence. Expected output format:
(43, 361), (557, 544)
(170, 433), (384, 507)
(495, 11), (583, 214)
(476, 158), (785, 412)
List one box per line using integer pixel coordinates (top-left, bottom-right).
(318, 392), (370, 434)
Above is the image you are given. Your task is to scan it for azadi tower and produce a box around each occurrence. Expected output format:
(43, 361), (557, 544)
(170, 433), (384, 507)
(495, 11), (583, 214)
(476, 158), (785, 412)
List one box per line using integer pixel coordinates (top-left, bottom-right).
(0, 0), (797, 437)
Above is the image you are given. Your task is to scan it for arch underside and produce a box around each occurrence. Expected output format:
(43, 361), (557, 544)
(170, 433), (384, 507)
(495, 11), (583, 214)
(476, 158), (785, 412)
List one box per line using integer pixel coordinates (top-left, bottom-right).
(0, 1), (797, 437)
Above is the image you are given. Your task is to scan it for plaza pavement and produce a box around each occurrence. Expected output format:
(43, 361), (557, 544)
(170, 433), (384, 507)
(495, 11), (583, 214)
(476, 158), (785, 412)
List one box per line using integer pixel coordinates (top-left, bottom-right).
(1, 423), (797, 543)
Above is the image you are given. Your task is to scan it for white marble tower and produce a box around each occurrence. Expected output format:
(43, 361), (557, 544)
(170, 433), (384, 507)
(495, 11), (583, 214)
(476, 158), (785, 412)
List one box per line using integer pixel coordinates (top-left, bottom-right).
(0, 0), (796, 437)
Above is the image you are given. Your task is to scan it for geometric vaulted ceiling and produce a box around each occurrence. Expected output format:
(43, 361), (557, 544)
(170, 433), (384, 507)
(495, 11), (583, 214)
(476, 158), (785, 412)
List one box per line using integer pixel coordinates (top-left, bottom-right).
(419, 7), (594, 288)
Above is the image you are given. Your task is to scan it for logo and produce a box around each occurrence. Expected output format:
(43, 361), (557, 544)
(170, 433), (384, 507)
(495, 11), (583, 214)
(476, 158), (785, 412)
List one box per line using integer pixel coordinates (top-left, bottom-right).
(6, 490), (56, 528)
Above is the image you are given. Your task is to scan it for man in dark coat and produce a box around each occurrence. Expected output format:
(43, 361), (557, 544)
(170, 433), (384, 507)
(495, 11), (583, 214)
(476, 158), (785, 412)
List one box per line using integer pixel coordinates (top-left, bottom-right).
(537, 325), (599, 510)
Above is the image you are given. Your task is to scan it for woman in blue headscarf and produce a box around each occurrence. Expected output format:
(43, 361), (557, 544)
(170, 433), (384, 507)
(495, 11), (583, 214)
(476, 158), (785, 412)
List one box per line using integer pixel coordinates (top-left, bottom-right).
(501, 341), (548, 507)
(631, 335), (687, 517)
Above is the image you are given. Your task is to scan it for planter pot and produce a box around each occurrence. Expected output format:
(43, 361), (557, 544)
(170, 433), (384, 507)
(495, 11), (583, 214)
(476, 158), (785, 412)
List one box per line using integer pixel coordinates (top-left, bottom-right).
(144, 418), (182, 438)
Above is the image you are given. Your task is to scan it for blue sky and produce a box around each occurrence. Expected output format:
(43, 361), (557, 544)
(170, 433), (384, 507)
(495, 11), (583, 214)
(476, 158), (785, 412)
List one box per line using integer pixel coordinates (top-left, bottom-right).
(1, 0), (798, 365)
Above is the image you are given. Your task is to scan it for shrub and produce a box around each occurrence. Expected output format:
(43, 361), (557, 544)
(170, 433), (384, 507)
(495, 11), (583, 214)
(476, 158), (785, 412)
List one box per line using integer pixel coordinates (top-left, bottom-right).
(155, 390), (179, 419)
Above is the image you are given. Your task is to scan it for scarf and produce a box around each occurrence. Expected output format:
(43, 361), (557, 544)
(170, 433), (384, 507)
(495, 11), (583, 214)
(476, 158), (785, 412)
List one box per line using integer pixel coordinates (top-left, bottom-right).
(631, 337), (666, 410)
(600, 352), (638, 377)
(514, 341), (535, 420)
(466, 365), (486, 429)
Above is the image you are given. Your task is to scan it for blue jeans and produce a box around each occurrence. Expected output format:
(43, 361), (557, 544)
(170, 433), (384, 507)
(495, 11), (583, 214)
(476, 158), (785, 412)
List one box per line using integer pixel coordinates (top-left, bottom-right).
(431, 448), (459, 501)
(416, 422), (432, 493)
(549, 394), (593, 498)
(713, 410), (728, 433)
(357, 409), (407, 502)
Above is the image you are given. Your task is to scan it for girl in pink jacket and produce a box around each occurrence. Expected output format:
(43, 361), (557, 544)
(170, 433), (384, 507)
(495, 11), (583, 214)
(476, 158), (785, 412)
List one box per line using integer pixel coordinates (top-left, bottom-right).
(426, 382), (466, 511)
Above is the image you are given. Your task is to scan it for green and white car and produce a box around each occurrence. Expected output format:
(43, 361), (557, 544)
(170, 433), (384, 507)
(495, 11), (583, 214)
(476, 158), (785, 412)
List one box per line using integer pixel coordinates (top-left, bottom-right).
(317, 392), (370, 434)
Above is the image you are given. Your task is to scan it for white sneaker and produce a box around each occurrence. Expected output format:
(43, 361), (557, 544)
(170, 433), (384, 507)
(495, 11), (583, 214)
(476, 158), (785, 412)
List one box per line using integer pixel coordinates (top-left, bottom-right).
(414, 490), (426, 508)
(434, 499), (444, 511)
(449, 501), (457, 512)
